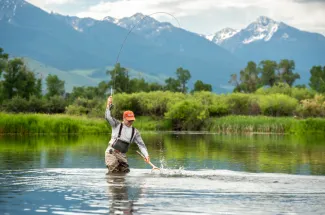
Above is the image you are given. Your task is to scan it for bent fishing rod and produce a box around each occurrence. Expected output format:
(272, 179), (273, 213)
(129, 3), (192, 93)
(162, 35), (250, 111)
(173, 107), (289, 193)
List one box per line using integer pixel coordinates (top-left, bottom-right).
(111, 11), (181, 96)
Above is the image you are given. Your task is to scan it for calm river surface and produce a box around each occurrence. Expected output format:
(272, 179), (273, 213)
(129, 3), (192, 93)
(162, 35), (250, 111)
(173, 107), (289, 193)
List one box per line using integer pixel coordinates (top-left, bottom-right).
(1, 133), (325, 214)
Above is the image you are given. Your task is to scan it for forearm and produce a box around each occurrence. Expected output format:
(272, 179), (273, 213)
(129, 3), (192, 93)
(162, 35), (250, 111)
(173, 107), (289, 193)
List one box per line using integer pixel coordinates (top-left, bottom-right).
(134, 133), (149, 158)
(105, 106), (119, 127)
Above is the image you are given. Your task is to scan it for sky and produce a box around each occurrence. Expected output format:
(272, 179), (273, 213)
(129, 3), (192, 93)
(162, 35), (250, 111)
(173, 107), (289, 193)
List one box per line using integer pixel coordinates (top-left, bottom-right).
(25, 0), (325, 36)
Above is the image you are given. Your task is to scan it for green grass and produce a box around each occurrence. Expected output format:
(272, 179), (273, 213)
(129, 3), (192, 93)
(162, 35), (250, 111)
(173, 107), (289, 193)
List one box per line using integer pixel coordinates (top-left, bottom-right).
(0, 113), (170, 134)
(1, 112), (324, 135)
(208, 115), (325, 134)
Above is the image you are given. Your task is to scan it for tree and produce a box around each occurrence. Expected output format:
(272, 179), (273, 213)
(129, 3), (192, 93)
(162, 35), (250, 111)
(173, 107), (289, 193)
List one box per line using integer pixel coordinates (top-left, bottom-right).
(107, 63), (130, 93)
(176, 67), (191, 93)
(309, 66), (325, 93)
(2, 58), (38, 100)
(0, 48), (9, 103)
(192, 80), (212, 92)
(148, 82), (164, 91)
(164, 77), (181, 92)
(0, 47), (8, 78)
(97, 81), (109, 98)
(228, 73), (241, 92)
(228, 61), (260, 93)
(259, 60), (278, 87)
(34, 78), (42, 98)
(45, 74), (65, 98)
(129, 78), (149, 92)
(277, 59), (300, 86)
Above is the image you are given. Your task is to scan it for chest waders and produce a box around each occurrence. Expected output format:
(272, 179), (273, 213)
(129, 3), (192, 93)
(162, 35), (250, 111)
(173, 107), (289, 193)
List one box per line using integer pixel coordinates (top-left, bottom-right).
(112, 124), (135, 153)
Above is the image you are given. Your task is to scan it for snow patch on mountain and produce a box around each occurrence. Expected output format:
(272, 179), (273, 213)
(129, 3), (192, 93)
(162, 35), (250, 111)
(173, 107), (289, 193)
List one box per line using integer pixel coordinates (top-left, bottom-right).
(0, 0), (26, 20)
(242, 16), (279, 44)
(206, 28), (239, 44)
(103, 13), (174, 37)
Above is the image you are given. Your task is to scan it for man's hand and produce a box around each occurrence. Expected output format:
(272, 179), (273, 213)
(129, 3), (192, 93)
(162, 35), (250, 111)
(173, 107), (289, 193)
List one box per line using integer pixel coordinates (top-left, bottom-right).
(144, 156), (150, 163)
(107, 96), (112, 108)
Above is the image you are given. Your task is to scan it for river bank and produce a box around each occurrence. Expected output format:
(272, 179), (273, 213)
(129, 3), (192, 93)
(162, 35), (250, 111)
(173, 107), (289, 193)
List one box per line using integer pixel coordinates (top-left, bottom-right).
(1, 112), (325, 135)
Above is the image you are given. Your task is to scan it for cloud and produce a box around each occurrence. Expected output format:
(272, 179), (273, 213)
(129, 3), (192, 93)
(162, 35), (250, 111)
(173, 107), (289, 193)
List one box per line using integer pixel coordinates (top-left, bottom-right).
(26, 0), (325, 35)
(26, 0), (75, 7)
(294, 0), (325, 3)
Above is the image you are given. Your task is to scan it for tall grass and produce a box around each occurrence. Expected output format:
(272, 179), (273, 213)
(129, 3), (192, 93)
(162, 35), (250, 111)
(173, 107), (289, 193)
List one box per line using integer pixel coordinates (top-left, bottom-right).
(0, 112), (170, 134)
(207, 115), (325, 134)
(0, 112), (108, 134)
(1, 112), (324, 135)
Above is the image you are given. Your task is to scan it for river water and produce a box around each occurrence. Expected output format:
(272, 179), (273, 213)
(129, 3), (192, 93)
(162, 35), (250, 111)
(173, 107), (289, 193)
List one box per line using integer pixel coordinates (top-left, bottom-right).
(1, 133), (325, 214)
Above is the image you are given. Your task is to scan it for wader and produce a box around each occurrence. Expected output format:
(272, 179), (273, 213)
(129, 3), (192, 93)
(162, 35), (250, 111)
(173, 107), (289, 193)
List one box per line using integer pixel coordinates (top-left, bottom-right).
(105, 124), (135, 173)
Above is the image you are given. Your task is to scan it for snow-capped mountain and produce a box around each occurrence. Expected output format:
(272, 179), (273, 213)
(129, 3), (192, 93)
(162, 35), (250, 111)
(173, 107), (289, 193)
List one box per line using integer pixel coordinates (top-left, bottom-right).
(206, 28), (239, 45)
(0, 0), (240, 92)
(242, 16), (280, 44)
(207, 16), (285, 45)
(53, 13), (98, 32)
(205, 15), (325, 82)
(104, 13), (175, 39)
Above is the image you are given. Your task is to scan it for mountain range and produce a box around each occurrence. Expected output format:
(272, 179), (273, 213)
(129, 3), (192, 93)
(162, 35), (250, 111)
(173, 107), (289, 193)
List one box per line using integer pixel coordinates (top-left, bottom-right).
(1, 0), (325, 92)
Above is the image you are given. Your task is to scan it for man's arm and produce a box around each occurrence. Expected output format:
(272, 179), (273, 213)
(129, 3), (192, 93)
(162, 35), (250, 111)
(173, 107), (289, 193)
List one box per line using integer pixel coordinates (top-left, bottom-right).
(105, 96), (119, 127)
(133, 130), (150, 161)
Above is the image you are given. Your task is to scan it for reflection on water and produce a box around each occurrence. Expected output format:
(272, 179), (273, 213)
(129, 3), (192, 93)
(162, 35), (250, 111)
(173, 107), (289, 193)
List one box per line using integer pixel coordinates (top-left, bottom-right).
(0, 133), (325, 214)
(107, 174), (135, 215)
(0, 133), (325, 175)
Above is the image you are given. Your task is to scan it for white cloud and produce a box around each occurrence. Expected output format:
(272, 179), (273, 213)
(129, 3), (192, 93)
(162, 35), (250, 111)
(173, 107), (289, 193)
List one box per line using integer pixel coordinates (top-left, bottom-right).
(27, 0), (325, 35)
(27, 0), (75, 6)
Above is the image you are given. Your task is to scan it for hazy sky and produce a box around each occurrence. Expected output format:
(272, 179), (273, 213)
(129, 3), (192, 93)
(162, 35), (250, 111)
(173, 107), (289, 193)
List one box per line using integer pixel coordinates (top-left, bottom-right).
(26, 0), (325, 35)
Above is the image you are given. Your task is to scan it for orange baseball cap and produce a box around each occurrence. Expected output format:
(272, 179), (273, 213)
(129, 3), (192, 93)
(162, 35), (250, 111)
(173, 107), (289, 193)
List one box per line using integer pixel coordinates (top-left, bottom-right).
(123, 110), (135, 121)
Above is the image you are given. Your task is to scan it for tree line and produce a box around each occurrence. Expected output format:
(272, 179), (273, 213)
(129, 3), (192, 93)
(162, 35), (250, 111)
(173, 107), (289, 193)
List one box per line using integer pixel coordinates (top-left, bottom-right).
(229, 60), (325, 93)
(0, 47), (212, 114)
(1, 47), (324, 116)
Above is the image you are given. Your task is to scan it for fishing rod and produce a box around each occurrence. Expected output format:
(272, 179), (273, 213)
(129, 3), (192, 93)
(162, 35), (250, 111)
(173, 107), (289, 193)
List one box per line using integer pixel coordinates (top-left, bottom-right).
(110, 12), (180, 169)
(112, 11), (181, 95)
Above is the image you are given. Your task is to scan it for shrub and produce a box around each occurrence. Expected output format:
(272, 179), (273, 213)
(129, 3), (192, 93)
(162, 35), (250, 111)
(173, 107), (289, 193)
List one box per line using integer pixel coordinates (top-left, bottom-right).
(255, 83), (292, 96)
(226, 93), (251, 115)
(258, 94), (298, 116)
(2, 96), (29, 113)
(295, 94), (325, 117)
(165, 98), (209, 130)
(291, 87), (315, 101)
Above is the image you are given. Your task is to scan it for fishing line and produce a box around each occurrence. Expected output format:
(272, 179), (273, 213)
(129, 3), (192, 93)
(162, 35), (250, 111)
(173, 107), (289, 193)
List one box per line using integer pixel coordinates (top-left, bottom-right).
(112, 12), (182, 95)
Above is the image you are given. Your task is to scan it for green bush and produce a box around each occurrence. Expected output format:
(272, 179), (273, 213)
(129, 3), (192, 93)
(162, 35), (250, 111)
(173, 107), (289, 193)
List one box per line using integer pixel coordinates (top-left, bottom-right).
(28, 95), (46, 113)
(256, 83), (292, 96)
(2, 96), (29, 113)
(258, 94), (298, 116)
(65, 104), (88, 116)
(44, 96), (67, 113)
(165, 98), (209, 130)
(192, 92), (229, 116)
(291, 87), (315, 101)
(226, 93), (251, 115)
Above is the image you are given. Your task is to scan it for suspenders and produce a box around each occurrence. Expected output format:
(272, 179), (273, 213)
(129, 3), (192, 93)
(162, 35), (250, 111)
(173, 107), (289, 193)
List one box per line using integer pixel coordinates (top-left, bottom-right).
(118, 123), (135, 143)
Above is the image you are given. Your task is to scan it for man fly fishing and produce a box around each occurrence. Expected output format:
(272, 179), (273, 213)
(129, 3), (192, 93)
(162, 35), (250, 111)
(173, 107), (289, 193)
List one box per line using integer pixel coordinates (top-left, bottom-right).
(105, 95), (150, 174)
